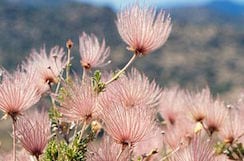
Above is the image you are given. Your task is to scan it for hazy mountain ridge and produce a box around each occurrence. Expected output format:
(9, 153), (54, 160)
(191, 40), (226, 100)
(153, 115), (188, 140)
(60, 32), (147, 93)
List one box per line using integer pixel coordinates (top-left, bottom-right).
(0, 0), (243, 99)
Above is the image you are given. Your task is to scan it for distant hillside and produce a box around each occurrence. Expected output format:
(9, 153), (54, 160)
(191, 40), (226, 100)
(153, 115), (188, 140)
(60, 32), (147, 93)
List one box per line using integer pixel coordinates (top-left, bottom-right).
(0, 0), (119, 69)
(0, 0), (243, 99)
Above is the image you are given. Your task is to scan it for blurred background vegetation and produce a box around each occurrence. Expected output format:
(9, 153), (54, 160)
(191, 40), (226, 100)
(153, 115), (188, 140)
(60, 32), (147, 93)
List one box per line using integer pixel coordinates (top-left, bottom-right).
(0, 0), (243, 152)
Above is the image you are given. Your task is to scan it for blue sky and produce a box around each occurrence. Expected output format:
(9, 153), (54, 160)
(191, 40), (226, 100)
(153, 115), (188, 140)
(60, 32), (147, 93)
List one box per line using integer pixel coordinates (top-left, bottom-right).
(77, 0), (244, 9)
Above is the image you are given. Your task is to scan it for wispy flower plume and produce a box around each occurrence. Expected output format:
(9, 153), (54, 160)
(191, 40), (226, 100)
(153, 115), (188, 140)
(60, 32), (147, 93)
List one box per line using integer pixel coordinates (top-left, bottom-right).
(100, 68), (161, 109)
(116, 4), (172, 55)
(163, 118), (194, 149)
(79, 32), (110, 70)
(219, 105), (244, 144)
(185, 88), (213, 122)
(86, 136), (130, 161)
(59, 80), (98, 123)
(133, 129), (163, 160)
(23, 46), (66, 93)
(204, 99), (228, 135)
(0, 70), (41, 120)
(169, 134), (217, 161)
(158, 87), (186, 126)
(16, 110), (50, 160)
(100, 103), (154, 147)
(0, 150), (32, 161)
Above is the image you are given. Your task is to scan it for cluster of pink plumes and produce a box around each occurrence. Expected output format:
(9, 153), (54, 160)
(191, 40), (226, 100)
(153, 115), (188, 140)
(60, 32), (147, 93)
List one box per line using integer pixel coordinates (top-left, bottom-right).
(0, 3), (243, 161)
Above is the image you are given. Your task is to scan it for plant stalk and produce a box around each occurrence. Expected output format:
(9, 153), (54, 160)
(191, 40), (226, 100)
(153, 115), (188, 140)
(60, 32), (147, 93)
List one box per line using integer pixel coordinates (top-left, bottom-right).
(12, 119), (16, 161)
(105, 53), (136, 85)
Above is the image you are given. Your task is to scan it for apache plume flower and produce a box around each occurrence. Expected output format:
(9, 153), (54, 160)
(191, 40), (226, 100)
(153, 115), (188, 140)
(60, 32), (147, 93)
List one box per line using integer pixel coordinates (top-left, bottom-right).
(237, 98), (244, 143)
(219, 106), (244, 144)
(0, 70), (41, 120)
(185, 87), (212, 123)
(163, 118), (195, 149)
(116, 4), (172, 55)
(203, 99), (228, 135)
(100, 103), (154, 147)
(100, 68), (161, 109)
(79, 32), (110, 70)
(0, 150), (32, 161)
(133, 129), (163, 160)
(59, 80), (98, 123)
(23, 46), (66, 93)
(86, 136), (130, 161)
(185, 88), (229, 135)
(158, 87), (186, 126)
(16, 110), (50, 160)
(169, 134), (217, 161)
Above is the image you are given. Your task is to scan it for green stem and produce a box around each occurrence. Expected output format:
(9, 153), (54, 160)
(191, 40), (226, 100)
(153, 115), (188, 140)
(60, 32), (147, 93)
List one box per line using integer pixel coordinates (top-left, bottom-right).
(105, 53), (136, 85)
(50, 96), (56, 109)
(55, 70), (64, 95)
(116, 147), (124, 161)
(12, 119), (16, 161)
(82, 67), (86, 84)
(233, 132), (244, 144)
(66, 48), (71, 81)
(200, 121), (212, 138)
(73, 121), (79, 138)
(35, 155), (39, 161)
(78, 120), (87, 143)
(159, 146), (181, 161)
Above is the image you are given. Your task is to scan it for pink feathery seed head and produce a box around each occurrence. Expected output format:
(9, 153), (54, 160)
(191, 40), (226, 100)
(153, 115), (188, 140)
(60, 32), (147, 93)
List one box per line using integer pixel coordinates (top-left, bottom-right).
(98, 72), (127, 109)
(116, 3), (172, 55)
(59, 80), (98, 123)
(237, 96), (244, 142)
(79, 32), (110, 70)
(0, 67), (9, 82)
(100, 102), (155, 147)
(133, 129), (164, 160)
(86, 135), (130, 161)
(23, 46), (66, 94)
(158, 87), (187, 126)
(163, 118), (195, 149)
(0, 70), (41, 121)
(219, 106), (244, 144)
(101, 68), (162, 109)
(0, 149), (32, 161)
(185, 87), (212, 122)
(169, 134), (218, 161)
(204, 99), (228, 135)
(16, 109), (50, 159)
